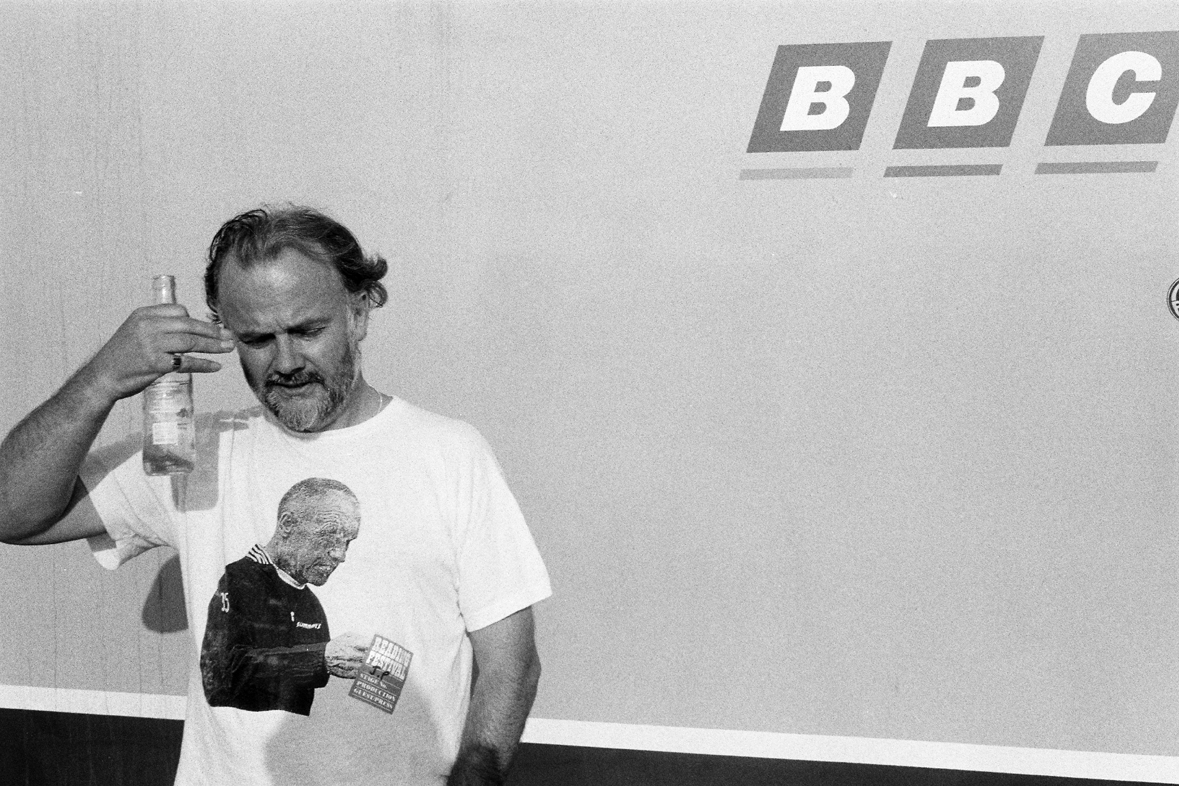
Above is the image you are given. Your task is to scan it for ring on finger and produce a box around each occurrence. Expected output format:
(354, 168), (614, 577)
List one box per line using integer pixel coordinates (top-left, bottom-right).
(170, 353), (184, 372)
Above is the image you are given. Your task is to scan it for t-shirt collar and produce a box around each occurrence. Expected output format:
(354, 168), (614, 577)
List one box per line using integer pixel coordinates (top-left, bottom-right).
(254, 544), (307, 590)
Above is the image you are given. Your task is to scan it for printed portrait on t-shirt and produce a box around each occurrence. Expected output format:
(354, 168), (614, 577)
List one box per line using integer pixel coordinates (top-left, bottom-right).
(199, 477), (360, 716)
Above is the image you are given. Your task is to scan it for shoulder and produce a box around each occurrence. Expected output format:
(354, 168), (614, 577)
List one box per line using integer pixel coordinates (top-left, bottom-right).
(223, 549), (273, 586)
(382, 398), (490, 453)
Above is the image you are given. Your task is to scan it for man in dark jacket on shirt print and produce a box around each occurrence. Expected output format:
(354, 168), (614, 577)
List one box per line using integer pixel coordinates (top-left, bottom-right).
(200, 477), (367, 716)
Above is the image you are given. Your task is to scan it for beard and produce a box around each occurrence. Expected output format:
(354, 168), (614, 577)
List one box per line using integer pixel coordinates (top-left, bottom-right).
(247, 342), (361, 433)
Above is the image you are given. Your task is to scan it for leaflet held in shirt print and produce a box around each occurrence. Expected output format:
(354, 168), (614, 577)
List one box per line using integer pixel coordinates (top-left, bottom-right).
(350, 634), (414, 714)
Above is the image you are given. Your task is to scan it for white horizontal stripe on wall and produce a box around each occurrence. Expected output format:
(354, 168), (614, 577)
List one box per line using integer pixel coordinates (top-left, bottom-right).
(0, 685), (186, 720)
(523, 718), (1179, 783)
(0, 686), (1175, 783)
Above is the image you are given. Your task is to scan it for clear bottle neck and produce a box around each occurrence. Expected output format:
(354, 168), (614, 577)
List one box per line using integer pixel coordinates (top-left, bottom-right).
(152, 274), (177, 305)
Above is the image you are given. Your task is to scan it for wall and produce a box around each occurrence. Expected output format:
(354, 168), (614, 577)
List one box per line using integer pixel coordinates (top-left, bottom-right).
(1, 1), (1177, 779)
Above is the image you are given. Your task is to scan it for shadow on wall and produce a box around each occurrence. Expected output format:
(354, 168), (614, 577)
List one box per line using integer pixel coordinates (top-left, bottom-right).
(133, 411), (241, 636)
(141, 554), (188, 633)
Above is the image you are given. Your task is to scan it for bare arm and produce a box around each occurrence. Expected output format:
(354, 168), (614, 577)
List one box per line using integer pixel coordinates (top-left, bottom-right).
(0, 304), (234, 544)
(446, 607), (541, 786)
(0, 366), (119, 544)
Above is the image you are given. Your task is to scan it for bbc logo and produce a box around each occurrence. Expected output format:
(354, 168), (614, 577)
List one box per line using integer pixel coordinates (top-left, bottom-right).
(747, 32), (1179, 154)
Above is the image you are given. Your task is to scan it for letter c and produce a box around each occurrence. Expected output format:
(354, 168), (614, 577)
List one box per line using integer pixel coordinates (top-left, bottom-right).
(1086, 50), (1161, 124)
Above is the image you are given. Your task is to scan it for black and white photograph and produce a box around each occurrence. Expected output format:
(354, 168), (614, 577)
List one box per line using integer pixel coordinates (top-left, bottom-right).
(0, 2), (1177, 785)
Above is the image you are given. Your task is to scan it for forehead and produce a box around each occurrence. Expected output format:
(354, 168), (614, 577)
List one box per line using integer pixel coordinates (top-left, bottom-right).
(306, 492), (361, 528)
(217, 248), (351, 330)
(315, 524), (358, 543)
(291, 515), (359, 547)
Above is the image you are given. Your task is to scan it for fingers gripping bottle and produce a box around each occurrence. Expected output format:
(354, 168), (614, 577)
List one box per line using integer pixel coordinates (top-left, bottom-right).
(142, 275), (195, 475)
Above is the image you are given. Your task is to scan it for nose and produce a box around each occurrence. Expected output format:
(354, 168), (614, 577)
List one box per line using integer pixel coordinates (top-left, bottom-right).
(328, 543), (347, 564)
(272, 335), (304, 376)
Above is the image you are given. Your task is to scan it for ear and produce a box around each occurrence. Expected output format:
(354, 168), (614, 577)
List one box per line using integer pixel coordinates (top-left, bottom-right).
(277, 511), (296, 538)
(349, 293), (371, 343)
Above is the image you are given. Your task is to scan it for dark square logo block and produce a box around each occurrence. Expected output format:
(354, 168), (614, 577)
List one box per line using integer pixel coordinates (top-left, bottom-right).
(1046, 32), (1179, 146)
(894, 37), (1044, 150)
(747, 42), (892, 153)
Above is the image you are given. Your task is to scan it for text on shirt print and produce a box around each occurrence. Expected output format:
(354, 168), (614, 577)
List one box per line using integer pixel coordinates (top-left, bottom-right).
(349, 634), (415, 714)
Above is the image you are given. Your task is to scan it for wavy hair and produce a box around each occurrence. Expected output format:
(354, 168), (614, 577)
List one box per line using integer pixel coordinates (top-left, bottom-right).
(204, 204), (388, 323)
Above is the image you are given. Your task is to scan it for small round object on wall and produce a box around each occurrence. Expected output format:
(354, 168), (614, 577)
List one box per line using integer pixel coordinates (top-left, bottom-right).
(1169, 278), (1179, 321)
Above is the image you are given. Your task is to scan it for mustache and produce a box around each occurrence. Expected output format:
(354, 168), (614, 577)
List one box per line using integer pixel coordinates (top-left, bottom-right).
(265, 371), (326, 388)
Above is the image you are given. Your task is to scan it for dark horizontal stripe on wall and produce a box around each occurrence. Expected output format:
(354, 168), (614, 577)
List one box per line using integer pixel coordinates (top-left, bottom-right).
(1035, 161), (1158, 175)
(0, 709), (1168, 786)
(0, 708), (183, 786)
(884, 164), (1003, 178)
(739, 167), (855, 180)
(508, 744), (1169, 786)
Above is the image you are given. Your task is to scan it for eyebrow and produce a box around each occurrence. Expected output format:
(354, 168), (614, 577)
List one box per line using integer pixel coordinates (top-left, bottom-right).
(236, 318), (330, 342)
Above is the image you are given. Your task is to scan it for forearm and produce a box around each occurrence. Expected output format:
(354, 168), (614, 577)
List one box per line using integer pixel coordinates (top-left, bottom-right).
(447, 649), (541, 786)
(0, 362), (118, 542)
(221, 642), (330, 696)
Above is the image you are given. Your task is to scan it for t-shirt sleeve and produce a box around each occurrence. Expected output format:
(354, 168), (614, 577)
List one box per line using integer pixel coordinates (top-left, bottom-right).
(79, 436), (178, 570)
(454, 429), (552, 632)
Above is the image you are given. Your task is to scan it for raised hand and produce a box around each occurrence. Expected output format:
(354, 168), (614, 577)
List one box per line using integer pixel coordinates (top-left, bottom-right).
(84, 304), (237, 403)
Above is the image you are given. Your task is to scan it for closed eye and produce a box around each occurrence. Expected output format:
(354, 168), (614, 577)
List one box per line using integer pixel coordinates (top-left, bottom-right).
(293, 326), (325, 339)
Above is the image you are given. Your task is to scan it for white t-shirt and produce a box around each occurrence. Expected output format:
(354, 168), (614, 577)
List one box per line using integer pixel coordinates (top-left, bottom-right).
(81, 397), (552, 786)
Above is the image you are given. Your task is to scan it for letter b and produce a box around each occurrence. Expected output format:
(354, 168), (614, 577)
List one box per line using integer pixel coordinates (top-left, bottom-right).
(928, 60), (1006, 127)
(780, 66), (857, 131)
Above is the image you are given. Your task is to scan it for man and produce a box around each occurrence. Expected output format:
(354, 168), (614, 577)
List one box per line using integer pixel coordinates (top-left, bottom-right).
(0, 205), (551, 786)
(200, 477), (366, 716)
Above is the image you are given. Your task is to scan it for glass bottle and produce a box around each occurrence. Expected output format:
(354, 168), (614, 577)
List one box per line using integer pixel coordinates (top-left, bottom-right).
(142, 275), (195, 475)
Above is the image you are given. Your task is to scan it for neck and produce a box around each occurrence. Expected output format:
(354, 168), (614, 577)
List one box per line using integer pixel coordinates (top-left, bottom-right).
(325, 377), (385, 431)
(260, 544), (306, 588)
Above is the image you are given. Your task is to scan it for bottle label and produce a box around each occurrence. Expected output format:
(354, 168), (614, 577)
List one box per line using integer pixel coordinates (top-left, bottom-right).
(146, 378), (189, 409)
